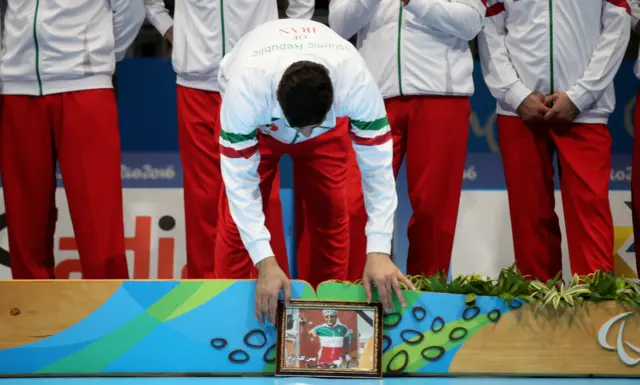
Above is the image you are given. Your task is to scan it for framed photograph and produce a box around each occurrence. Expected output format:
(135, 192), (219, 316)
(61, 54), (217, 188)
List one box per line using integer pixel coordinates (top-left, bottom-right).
(275, 299), (383, 378)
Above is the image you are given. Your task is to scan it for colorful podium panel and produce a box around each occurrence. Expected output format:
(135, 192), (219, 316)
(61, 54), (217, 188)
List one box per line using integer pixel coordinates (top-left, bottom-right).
(317, 282), (640, 377)
(0, 280), (639, 377)
(0, 280), (316, 376)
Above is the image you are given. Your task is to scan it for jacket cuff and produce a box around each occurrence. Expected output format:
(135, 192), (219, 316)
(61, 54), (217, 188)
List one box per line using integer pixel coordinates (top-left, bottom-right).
(150, 12), (174, 37)
(404, 0), (435, 18)
(631, 13), (640, 29)
(248, 240), (275, 266)
(566, 84), (594, 113)
(366, 233), (393, 255)
(504, 81), (532, 111)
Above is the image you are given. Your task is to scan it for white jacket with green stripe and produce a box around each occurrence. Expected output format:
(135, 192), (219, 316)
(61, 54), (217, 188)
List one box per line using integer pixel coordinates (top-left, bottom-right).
(328, 0), (486, 99)
(218, 19), (398, 266)
(143, 0), (315, 93)
(0, 0), (145, 96)
(477, 0), (630, 124)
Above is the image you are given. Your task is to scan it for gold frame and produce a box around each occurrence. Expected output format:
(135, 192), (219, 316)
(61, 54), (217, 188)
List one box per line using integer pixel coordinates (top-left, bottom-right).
(275, 299), (383, 378)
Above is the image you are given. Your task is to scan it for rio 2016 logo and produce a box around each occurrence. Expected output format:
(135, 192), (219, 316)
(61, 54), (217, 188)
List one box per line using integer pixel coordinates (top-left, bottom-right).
(598, 312), (640, 366)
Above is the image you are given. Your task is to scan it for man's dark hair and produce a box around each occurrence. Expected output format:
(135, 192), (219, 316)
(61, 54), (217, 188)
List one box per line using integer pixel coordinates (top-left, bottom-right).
(277, 61), (334, 128)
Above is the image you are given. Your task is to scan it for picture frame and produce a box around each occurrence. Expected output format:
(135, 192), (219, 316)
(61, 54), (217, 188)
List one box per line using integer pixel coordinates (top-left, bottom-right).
(275, 299), (383, 378)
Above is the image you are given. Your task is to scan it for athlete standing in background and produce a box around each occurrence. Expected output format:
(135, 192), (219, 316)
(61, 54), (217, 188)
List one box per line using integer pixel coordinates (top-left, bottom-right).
(0, 0), (145, 279)
(478, 0), (629, 281)
(143, 0), (315, 278)
(327, 0), (485, 280)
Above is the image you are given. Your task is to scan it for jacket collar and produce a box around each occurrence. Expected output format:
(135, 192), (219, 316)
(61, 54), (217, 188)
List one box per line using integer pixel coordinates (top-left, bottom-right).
(270, 102), (336, 129)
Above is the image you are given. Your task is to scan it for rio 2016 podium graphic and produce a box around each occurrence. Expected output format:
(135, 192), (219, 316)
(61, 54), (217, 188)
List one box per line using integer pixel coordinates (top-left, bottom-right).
(0, 280), (639, 377)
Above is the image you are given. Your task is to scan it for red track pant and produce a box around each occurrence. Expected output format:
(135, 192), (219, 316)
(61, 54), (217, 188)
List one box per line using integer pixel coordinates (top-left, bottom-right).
(177, 85), (227, 278)
(215, 123), (350, 287)
(497, 115), (613, 281)
(631, 88), (640, 277)
(0, 90), (128, 279)
(334, 96), (470, 280)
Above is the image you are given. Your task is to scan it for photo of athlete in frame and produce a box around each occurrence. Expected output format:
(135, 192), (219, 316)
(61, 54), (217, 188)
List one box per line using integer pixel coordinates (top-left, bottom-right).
(276, 300), (383, 378)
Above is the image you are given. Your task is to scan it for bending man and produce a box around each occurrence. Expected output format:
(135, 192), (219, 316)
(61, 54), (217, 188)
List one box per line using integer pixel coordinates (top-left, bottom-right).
(216, 19), (415, 324)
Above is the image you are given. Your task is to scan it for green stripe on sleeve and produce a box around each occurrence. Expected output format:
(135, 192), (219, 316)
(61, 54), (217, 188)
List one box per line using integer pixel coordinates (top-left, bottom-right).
(220, 129), (258, 143)
(350, 117), (389, 131)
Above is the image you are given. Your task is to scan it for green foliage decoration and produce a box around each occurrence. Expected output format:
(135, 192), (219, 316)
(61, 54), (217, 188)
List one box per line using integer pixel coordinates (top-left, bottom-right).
(326, 264), (640, 311)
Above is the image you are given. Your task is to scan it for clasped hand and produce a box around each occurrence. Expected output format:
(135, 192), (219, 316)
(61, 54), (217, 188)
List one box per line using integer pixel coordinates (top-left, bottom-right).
(253, 253), (416, 326)
(517, 91), (579, 123)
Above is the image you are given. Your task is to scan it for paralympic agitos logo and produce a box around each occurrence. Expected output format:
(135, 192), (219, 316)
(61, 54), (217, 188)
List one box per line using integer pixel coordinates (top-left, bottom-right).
(598, 312), (640, 366)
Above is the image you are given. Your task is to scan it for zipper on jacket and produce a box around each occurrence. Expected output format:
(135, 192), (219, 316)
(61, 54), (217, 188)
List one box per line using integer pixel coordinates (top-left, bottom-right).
(32, 0), (43, 96)
(291, 131), (300, 144)
(397, 2), (404, 96)
(548, 0), (554, 93)
(220, 0), (226, 56)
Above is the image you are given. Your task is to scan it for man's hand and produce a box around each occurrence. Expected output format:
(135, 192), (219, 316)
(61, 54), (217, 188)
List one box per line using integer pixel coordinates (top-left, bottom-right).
(543, 92), (579, 123)
(362, 252), (416, 313)
(516, 92), (550, 122)
(164, 26), (173, 43)
(255, 257), (291, 326)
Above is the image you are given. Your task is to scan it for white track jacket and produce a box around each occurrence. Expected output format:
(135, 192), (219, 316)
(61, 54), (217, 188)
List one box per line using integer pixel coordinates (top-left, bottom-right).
(218, 19), (398, 265)
(0, 0), (145, 96)
(478, 0), (630, 124)
(144, 0), (315, 92)
(328, 0), (485, 99)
